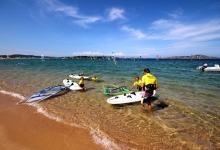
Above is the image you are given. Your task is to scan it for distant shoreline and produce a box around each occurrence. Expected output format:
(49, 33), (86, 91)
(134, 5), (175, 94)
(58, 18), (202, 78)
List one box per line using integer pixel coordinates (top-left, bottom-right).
(0, 54), (219, 59)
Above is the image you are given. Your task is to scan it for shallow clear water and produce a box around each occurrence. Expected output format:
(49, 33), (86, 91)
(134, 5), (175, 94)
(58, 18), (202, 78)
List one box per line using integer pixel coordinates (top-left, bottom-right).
(0, 58), (220, 149)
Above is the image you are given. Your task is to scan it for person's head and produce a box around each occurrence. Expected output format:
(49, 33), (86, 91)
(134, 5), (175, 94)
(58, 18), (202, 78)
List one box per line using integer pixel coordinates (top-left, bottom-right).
(135, 76), (139, 81)
(93, 75), (96, 78)
(143, 68), (150, 74)
(80, 77), (84, 80)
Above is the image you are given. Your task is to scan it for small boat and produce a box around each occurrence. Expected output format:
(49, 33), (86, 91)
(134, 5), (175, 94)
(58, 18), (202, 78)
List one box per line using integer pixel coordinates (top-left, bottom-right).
(17, 85), (68, 104)
(103, 84), (130, 95)
(197, 63), (220, 72)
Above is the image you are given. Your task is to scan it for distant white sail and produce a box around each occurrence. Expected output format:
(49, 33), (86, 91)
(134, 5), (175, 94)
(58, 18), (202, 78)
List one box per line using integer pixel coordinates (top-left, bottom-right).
(112, 52), (117, 65)
(41, 54), (45, 61)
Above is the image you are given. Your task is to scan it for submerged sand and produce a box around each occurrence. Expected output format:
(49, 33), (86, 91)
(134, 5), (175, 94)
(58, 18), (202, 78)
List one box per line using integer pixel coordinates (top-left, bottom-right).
(0, 93), (104, 150)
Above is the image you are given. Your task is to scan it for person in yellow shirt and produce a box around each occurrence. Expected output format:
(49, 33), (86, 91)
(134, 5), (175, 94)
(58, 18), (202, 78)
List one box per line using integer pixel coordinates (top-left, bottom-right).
(129, 76), (142, 91)
(91, 75), (98, 81)
(141, 68), (158, 110)
(79, 77), (86, 91)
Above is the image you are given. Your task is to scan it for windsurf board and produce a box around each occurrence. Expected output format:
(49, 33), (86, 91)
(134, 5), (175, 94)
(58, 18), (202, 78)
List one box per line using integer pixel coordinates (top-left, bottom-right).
(107, 90), (156, 104)
(69, 74), (89, 79)
(63, 79), (83, 91)
(17, 85), (67, 104)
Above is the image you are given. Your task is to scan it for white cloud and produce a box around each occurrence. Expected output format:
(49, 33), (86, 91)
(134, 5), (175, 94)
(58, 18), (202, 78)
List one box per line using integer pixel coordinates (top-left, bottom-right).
(149, 19), (220, 41)
(38, 1), (127, 27)
(39, 1), (127, 27)
(71, 51), (150, 57)
(110, 51), (150, 57)
(41, 0), (78, 16)
(121, 25), (146, 39)
(72, 52), (103, 56)
(114, 52), (124, 56)
(192, 33), (220, 41)
(169, 26), (196, 36)
(54, 5), (78, 16)
(184, 21), (220, 38)
(40, 0), (101, 27)
(74, 17), (101, 28)
(107, 8), (125, 21)
(166, 9), (183, 19)
(150, 19), (178, 32)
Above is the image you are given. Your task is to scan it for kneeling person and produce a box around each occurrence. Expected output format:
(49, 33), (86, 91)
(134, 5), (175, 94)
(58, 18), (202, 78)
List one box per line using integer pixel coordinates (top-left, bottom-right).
(130, 76), (142, 91)
(79, 77), (86, 91)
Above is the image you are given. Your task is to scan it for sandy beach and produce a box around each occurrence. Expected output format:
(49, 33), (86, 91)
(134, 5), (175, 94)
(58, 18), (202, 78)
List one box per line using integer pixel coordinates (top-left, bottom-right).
(0, 93), (104, 150)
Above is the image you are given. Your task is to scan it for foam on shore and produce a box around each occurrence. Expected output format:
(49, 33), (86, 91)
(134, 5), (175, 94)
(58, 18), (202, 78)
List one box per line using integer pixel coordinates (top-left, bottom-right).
(90, 128), (121, 150)
(0, 90), (25, 100)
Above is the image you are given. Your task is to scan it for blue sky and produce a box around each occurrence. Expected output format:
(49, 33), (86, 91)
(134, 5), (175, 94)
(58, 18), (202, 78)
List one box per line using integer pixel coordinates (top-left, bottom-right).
(0, 0), (220, 58)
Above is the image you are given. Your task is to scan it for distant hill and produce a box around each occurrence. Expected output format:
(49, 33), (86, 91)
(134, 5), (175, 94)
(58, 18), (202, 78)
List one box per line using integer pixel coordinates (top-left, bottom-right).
(1, 54), (219, 59)
(164, 54), (219, 59)
(0, 54), (112, 59)
(0, 54), (59, 59)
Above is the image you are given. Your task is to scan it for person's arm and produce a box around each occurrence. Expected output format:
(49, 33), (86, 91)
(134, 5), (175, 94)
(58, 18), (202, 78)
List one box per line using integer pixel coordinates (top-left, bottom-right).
(155, 80), (158, 89)
(130, 81), (137, 91)
(130, 85), (134, 91)
(155, 84), (158, 89)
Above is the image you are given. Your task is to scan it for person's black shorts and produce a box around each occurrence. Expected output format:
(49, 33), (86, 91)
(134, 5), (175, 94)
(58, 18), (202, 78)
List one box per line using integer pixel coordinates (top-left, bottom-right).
(143, 96), (152, 103)
(137, 85), (142, 91)
(79, 84), (84, 88)
(144, 84), (155, 95)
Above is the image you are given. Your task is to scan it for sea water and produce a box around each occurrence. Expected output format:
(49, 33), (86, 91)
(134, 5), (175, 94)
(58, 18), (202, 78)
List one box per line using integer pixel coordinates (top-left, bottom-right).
(0, 58), (220, 149)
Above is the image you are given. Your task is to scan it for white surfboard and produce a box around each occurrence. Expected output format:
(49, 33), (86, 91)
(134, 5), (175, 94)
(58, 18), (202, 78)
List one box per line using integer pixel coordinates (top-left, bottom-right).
(63, 79), (83, 91)
(69, 74), (90, 79)
(107, 90), (156, 104)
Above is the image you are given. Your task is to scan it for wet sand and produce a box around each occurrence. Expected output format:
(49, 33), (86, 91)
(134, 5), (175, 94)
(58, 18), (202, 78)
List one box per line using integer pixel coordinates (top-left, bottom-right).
(0, 93), (103, 150)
